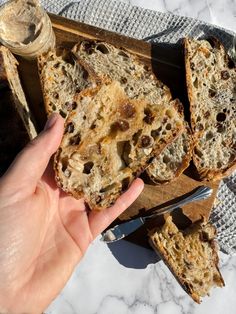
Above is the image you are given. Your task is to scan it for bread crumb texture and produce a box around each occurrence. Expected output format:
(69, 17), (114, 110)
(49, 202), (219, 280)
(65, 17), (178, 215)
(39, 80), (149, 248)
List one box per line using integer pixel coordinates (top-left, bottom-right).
(150, 216), (225, 303)
(54, 81), (183, 210)
(185, 38), (236, 180)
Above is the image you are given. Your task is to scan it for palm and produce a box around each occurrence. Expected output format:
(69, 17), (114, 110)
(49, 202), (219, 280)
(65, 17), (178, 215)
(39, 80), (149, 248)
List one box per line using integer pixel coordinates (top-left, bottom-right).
(0, 115), (143, 313)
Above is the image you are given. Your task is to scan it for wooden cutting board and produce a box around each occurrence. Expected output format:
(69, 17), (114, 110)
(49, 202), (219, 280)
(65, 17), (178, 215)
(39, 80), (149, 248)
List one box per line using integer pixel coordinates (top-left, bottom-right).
(17, 14), (219, 247)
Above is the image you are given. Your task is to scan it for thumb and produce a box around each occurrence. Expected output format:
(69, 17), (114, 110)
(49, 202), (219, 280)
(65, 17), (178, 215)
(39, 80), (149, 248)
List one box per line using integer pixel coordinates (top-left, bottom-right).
(2, 113), (64, 191)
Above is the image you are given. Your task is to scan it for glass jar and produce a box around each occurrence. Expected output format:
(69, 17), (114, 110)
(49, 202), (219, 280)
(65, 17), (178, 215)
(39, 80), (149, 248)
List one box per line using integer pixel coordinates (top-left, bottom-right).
(0, 0), (55, 59)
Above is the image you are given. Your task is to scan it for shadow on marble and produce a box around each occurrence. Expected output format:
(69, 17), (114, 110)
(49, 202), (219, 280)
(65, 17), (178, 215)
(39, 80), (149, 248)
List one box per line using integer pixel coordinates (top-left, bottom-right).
(107, 239), (160, 269)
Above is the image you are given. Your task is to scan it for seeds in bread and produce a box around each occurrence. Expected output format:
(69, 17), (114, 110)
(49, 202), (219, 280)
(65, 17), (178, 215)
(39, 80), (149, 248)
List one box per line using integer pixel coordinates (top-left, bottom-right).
(149, 216), (224, 303)
(38, 48), (92, 118)
(54, 81), (184, 210)
(146, 123), (192, 184)
(185, 37), (236, 181)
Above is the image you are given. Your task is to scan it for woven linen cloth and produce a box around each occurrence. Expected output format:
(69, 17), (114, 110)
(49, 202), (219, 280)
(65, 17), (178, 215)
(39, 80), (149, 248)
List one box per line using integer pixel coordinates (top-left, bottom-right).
(0, 0), (235, 255)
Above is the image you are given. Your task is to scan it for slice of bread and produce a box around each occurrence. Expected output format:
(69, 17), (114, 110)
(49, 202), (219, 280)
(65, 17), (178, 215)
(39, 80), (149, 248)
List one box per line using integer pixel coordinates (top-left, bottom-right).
(54, 81), (184, 210)
(146, 123), (192, 184)
(0, 46), (37, 140)
(149, 216), (224, 303)
(38, 48), (92, 118)
(72, 41), (173, 108)
(73, 40), (191, 184)
(185, 38), (236, 181)
(0, 46), (37, 175)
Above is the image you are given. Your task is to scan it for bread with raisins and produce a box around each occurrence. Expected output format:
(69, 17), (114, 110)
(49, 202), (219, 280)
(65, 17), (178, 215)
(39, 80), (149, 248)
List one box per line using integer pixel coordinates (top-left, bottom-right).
(185, 37), (236, 180)
(149, 216), (224, 303)
(54, 81), (184, 210)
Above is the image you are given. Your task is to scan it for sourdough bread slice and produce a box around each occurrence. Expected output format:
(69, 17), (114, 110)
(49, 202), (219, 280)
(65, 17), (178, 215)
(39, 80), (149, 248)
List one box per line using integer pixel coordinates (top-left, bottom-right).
(38, 48), (92, 118)
(73, 40), (191, 184)
(146, 123), (193, 184)
(72, 41), (172, 107)
(54, 81), (184, 210)
(0, 46), (37, 139)
(149, 216), (224, 303)
(0, 46), (37, 175)
(185, 37), (236, 181)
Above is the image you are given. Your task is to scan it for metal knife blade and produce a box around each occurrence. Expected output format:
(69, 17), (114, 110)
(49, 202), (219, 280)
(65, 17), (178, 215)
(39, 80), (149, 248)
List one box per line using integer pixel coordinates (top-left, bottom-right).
(101, 186), (213, 244)
(101, 217), (145, 243)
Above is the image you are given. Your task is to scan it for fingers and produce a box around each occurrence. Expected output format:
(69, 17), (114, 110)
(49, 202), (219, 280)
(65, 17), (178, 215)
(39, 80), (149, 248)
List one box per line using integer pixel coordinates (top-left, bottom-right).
(2, 113), (64, 192)
(89, 178), (144, 238)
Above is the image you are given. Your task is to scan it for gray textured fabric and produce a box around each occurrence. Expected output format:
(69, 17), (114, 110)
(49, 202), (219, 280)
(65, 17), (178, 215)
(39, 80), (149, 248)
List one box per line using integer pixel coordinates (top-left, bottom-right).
(0, 0), (235, 255)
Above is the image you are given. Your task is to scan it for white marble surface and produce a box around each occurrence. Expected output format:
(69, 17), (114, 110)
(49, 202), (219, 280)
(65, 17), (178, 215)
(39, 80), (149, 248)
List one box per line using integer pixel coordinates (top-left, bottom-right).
(46, 237), (236, 314)
(46, 1), (236, 313)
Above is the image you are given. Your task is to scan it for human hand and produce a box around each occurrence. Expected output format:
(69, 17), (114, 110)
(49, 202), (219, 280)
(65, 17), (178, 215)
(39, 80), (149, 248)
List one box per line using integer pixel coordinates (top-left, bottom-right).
(0, 114), (144, 314)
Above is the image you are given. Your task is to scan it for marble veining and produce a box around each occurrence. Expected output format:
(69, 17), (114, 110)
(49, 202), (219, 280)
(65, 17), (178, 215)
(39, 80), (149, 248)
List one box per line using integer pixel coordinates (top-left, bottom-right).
(46, 0), (236, 313)
(127, 0), (236, 31)
(46, 237), (236, 314)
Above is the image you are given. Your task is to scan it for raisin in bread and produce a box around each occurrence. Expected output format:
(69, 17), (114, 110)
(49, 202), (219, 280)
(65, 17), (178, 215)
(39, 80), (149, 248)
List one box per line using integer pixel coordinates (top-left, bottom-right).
(73, 40), (191, 184)
(185, 37), (236, 181)
(38, 48), (92, 118)
(54, 81), (184, 210)
(149, 216), (224, 303)
(146, 122), (192, 184)
(0, 46), (37, 175)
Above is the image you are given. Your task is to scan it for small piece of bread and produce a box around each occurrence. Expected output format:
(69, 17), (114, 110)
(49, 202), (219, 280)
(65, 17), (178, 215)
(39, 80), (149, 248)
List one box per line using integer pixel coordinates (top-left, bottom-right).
(146, 123), (192, 184)
(38, 48), (92, 118)
(54, 81), (184, 210)
(0, 45), (37, 175)
(149, 216), (224, 303)
(185, 37), (236, 181)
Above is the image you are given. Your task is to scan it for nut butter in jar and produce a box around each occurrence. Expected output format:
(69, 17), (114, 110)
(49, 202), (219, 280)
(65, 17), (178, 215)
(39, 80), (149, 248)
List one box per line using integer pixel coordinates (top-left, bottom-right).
(0, 0), (55, 59)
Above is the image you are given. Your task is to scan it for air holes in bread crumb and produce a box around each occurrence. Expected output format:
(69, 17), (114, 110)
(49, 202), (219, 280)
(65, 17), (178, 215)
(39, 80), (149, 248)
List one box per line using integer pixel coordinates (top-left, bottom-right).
(216, 112), (226, 122)
(151, 127), (162, 139)
(96, 44), (110, 54)
(143, 107), (154, 124)
(59, 110), (67, 118)
(205, 131), (214, 141)
(209, 89), (216, 97)
(193, 77), (198, 88)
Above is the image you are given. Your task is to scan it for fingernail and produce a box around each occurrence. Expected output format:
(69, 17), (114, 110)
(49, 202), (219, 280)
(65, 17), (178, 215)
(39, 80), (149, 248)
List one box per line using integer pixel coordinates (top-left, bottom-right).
(44, 113), (58, 131)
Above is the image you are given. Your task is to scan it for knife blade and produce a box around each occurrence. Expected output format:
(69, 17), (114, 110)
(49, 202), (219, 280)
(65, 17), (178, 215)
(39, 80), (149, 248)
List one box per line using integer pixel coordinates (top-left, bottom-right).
(101, 217), (145, 243)
(101, 186), (213, 243)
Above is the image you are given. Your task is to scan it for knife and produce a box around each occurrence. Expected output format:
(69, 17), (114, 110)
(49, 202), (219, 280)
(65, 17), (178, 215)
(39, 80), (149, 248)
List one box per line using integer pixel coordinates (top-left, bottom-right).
(101, 186), (212, 243)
